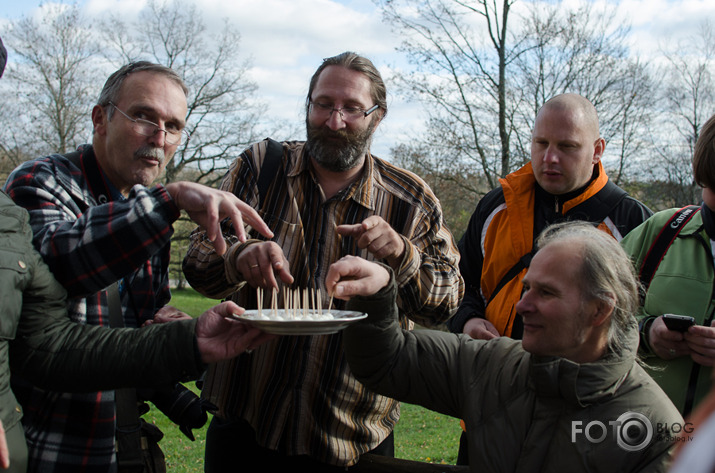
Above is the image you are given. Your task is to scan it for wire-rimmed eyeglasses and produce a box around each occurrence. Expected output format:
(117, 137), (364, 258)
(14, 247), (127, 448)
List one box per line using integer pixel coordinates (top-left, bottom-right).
(108, 102), (190, 146)
(309, 101), (379, 121)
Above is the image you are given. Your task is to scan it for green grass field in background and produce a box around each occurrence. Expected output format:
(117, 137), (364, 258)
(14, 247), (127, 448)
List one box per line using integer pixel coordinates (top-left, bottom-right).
(151, 288), (461, 470)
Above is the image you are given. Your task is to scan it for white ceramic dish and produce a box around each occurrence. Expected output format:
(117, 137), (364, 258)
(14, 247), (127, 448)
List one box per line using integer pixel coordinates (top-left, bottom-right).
(232, 309), (367, 335)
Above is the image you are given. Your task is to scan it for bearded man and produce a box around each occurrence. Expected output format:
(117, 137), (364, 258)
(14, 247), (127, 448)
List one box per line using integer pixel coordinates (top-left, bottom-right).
(183, 51), (464, 472)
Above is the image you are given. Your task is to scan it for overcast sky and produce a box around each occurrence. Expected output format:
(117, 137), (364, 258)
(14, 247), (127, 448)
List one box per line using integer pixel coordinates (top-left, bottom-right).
(1, 0), (714, 158)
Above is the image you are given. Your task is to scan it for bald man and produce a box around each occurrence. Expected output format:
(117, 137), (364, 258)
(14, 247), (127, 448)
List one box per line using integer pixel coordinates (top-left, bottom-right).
(447, 93), (652, 464)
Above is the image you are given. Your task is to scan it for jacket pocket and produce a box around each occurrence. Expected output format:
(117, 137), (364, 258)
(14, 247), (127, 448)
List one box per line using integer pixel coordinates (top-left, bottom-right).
(0, 248), (30, 339)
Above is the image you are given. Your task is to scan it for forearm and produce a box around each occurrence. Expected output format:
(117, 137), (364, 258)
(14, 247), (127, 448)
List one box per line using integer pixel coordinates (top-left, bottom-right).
(344, 278), (464, 418)
(12, 316), (203, 392)
(28, 185), (179, 296)
(344, 278), (409, 397)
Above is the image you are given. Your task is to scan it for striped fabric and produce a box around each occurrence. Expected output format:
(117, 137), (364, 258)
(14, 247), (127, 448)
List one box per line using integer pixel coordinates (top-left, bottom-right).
(183, 139), (463, 467)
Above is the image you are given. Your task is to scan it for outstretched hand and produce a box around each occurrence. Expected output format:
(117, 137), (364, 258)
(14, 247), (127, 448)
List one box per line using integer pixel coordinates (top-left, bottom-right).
(195, 301), (275, 363)
(236, 241), (294, 289)
(166, 181), (273, 255)
(325, 255), (390, 301)
(336, 216), (405, 267)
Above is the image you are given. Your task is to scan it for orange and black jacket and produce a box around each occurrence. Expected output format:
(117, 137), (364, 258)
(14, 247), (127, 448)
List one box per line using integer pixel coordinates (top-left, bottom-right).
(447, 161), (652, 337)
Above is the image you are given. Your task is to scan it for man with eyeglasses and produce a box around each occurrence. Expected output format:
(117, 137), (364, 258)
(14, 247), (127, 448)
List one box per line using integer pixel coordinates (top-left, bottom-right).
(3, 61), (273, 473)
(183, 51), (464, 471)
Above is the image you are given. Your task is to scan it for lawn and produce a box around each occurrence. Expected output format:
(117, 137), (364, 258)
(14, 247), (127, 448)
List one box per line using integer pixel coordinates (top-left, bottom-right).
(150, 288), (462, 470)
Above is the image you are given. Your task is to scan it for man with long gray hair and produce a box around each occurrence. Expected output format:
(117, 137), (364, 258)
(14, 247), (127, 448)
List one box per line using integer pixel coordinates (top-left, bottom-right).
(333, 221), (683, 473)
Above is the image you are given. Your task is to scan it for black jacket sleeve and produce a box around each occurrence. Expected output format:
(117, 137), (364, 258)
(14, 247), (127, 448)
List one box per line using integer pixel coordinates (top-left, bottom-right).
(447, 188), (505, 333)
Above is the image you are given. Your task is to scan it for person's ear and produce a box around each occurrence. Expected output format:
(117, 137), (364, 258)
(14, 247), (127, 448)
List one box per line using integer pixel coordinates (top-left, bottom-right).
(592, 137), (606, 165)
(91, 105), (108, 136)
(590, 294), (615, 328)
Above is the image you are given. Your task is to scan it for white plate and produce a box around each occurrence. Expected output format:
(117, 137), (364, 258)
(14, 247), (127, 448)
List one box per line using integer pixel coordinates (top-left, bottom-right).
(232, 309), (367, 335)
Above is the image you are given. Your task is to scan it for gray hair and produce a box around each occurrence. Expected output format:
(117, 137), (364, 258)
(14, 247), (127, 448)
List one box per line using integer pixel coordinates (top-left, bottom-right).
(97, 61), (188, 120)
(535, 221), (638, 355)
(306, 51), (387, 119)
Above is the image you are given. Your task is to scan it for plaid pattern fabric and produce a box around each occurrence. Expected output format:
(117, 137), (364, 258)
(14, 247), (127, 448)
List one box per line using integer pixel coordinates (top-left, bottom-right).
(183, 139), (464, 467)
(4, 145), (180, 473)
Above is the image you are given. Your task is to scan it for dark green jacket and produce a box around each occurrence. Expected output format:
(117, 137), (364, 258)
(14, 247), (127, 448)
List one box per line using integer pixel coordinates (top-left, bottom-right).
(345, 278), (683, 473)
(0, 191), (204, 464)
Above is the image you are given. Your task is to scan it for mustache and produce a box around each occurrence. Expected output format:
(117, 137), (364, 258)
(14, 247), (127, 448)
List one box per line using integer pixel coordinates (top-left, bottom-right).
(308, 125), (353, 142)
(134, 146), (165, 161)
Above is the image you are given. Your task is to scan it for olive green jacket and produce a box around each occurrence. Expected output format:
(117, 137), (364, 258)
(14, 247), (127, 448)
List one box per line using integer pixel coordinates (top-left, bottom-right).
(344, 279), (683, 473)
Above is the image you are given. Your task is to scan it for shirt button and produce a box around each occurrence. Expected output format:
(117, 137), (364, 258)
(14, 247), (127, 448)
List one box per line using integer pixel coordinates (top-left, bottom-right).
(18, 260), (27, 269)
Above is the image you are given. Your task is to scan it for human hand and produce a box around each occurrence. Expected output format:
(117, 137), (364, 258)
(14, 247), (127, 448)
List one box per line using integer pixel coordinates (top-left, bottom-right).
(648, 316), (691, 360)
(684, 320), (715, 366)
(325, 255), (390, 300)
(195, 301), (276, 363)
(165, 181), (273, 255)
(336, 216), (406, 267)
(463, 318), (500, 340)
(0, 419), (8, 469)
(236, 241), (293, 289)
(142, 305), (192, 327)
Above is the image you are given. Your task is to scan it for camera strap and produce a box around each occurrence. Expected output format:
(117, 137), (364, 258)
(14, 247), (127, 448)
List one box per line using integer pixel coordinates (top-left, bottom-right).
(256, 138), (284, 209)
(108, 283), (146, 472)
(638, 205), (700, 294)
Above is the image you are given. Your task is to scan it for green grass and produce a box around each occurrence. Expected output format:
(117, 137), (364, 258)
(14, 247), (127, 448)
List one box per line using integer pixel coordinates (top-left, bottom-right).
(169, 287), (221, 317)
(152, 288), (461, 471)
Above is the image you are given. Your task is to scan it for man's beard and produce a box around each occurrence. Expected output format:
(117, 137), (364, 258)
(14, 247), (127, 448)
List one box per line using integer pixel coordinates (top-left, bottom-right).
(305, 118), (376, 172)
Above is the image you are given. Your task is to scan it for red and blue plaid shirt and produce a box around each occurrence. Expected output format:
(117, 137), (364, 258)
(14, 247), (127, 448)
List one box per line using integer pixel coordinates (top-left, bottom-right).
(4, 144), (180, 473)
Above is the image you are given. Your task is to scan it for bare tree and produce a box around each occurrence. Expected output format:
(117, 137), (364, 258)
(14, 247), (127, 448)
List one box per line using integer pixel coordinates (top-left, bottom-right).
(381, 0), (651, 207)
(647, 20), (715, 208)
(99, 0), (264, 187)
(380, 0), (518, 192)
(0, 3), (101, 170)
(0, 1), (266, 287)
(512, 2), (655, 185)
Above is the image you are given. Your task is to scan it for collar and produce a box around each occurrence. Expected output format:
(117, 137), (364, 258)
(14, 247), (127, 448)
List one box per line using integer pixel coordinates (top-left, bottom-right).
(528, 323), (637, 406)
(74, 145), (121, 203)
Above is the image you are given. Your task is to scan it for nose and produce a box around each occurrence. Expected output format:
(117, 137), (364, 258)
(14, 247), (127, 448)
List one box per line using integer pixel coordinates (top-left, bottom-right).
(147, 124), (168, 147)
(543, 145), (559, 164)
(325, 109), (347, 131)
(515, 289), (532, 314)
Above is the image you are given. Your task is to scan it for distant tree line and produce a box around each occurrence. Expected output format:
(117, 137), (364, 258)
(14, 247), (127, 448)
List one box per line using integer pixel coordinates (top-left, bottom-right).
(378, 0), (713, 238)
(1, 0), (712, 269)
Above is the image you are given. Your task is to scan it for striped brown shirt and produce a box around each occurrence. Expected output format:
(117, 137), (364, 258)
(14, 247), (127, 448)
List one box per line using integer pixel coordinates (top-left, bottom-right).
(183, 139), (463, 467)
